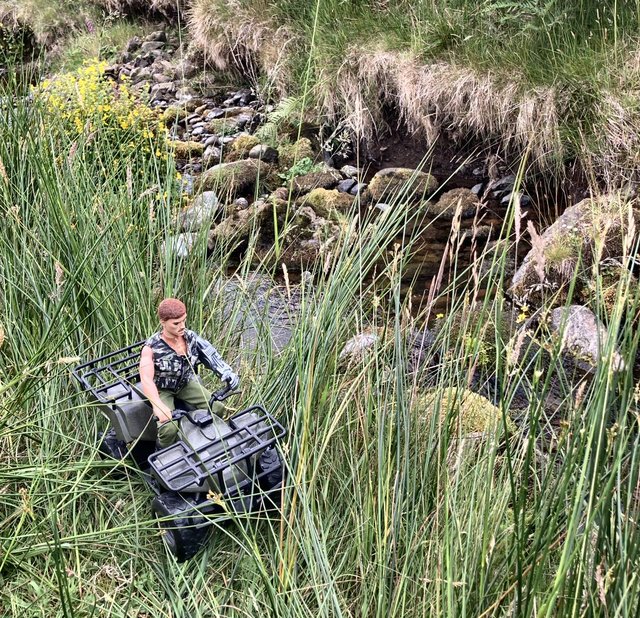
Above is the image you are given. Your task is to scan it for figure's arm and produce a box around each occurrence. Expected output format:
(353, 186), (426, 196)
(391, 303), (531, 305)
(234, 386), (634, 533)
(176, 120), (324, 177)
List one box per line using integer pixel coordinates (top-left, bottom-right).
(195, 336), (239, 389)
(139, 345), (172, 423)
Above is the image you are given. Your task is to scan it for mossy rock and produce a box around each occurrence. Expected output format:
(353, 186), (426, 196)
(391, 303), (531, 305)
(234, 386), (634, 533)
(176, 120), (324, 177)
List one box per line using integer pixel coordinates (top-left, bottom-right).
(419, 387), (515, 435)
(205, 118), (239, 136)
(579, 262), (639, 320)
(228, 133), (261, 159)
(298, 188), (353, 221)
(197, 160), (273, 198)
(278, 138), (315, 170)
(291, 169), (342, 195)
(368, 167), (439, 203)
(162, 105), (188, 125)
(426, 188), (478, 219)
(168, 140), (205, 158)
(510, 194), (640, 308)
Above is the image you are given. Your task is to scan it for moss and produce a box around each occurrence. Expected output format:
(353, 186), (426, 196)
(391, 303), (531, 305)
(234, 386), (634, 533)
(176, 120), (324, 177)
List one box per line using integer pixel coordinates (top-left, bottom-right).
(426, 188), (477, 218)
(197, 160), (274, 198)
(227, 133), (261, 161)
(278, 137), (315, 170)
(368, 167), (439, 203)
(298, 188), (352, 221)
(162, 105), (189, 125)
(419, 387), (515, 434)
(168, 140), (205, 158)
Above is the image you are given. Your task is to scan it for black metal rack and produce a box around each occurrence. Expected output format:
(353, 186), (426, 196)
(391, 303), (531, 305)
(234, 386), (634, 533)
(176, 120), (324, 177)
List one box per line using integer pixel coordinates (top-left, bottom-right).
(148, 406), (286, 492)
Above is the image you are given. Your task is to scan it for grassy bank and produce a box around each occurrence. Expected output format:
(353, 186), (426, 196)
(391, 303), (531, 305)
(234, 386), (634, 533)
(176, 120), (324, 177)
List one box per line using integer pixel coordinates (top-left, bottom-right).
(189, 0), (640, 181)
(0, 59), (639, 617)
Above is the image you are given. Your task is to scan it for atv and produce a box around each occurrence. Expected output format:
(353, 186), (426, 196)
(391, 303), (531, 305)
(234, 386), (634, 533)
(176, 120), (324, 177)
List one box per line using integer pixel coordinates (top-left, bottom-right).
(72, 341), (286, 561)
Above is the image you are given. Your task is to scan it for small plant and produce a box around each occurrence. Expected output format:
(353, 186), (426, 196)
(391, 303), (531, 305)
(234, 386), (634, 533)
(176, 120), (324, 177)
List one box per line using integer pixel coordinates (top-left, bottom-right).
(278, 156), (323, 182)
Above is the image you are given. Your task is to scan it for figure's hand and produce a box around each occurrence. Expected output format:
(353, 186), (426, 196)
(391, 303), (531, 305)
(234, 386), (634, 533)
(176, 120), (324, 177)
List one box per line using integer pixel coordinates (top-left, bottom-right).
(220, 369), (240, 390)
(153, 404), (173, 424)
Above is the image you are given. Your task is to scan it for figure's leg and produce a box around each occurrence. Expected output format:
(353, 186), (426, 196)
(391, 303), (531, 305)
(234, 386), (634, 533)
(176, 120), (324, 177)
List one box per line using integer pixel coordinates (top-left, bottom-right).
(156, 390), (179, 448)
(176, 379), (226, 415)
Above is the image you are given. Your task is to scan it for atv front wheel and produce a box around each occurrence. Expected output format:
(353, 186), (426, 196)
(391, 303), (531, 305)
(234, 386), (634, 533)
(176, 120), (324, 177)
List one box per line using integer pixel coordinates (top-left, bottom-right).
(98, 429), (128, 461)
(151, 493), (209, 562)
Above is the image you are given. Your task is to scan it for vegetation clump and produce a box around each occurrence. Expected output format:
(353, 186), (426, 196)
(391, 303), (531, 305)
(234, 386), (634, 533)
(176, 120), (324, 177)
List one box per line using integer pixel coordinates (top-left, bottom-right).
(418, 386), (514, 435)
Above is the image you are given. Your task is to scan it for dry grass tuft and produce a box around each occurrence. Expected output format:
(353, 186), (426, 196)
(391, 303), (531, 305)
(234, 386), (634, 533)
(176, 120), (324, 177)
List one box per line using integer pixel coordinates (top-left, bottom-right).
(93, 0), (181, 14)
(188, 0), (298, 96)
(332, 48), (564, 170)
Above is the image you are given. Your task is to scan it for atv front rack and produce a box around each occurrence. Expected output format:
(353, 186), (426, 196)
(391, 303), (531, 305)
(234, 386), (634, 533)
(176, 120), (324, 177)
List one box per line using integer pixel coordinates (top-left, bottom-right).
(148, 406), (286, 493)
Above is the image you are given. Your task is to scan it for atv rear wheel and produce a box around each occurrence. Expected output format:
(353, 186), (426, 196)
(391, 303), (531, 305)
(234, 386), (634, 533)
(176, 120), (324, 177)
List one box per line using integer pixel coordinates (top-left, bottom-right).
(98, 428), (128, 461)
(151, 493), (209, 562)
(258, 447), (284, 490)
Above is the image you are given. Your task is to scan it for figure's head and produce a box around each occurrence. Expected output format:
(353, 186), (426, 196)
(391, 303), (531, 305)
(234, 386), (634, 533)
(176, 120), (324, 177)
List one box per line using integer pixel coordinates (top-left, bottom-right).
(158, 298), (187, 322)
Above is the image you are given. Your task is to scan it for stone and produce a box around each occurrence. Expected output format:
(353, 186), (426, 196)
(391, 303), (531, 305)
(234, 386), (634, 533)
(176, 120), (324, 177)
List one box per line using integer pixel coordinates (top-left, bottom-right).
(173, 60), (199, 79)
(162, 233), (198, 258)
(178, 191), (221, 232)
(208, 199), (272, 248)
(227, 134), (261, 160)
(202, 146), (222, 167)
(549, 305), (625, 372)
(426, 188), (478, 219)
(191, 126), (205, 136)
(298, 188), (353, 221)
(337, 179), (356, 193)
(292, 169), (342, 194)
(349, 183), (366, 196)
(509, 194), (639, 307)
(153, 73), (172, 83)
(368, 167), (439, 203)
(500, 192), (531, 206)
(140, 41), (165, 53)
(146, 30), (168, 42)
(338, 332), (380, 366)
(471, 183), (484, 195)
(488, 174), (516, 193)
(129, 66), (153, 84)
(340, 165), (360, 179)
(168, 140), (205, 158)
(150, 82), (175, 102)
(249, 144), (279, 164)
(205, 108), (226, 121)
(125, 36), (141, 53)
(204, 135), (219, 147)
(176, 86), (197, 100)
(161, 105), (188, 125)
(235, 197), (249, 209)
(197, 160), (273, 198)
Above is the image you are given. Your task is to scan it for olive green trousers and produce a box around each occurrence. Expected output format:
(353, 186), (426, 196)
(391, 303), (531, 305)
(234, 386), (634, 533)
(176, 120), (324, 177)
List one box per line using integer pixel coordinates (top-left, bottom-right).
(156, 379), (225, 448)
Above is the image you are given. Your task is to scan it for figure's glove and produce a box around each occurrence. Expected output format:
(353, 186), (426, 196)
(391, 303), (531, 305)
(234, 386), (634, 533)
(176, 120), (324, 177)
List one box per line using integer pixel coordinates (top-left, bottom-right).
(196, 336), (239, 387)
(220, 369), (240, 390)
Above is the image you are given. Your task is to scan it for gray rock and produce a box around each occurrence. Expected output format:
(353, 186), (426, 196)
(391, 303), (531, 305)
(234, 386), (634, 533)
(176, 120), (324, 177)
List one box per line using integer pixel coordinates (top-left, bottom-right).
(162, 233), (198, 258)
(204, 135), (219, 147)
(176, 86), (197, 100)
(235, 197), (249, 209)
(338, 332), (379, 366)
(350, 183), (366, 196)
(500, 192), (531, 206)
(191, 126), (205, 136)
(146, 30), (167, 43)
(248, 144), (278, 163)
(340, 165), (360, 179)
(153, 73), (172, 83)
(550, 305), (625, 372)
(179, 173), (195, 195)
(179, 191), (221, 232)
(140, 41), (165, 53)
(337, 179), (356, 193)
(488, 174), (516, 193)
(205, 109), (226, 121)
(125, 36), (141, 53)
(150, 82), (176, 102)
(203, 146), (222, 167)
(129, 66), (153, 84)
(292, 169), (342, 194)
(471, 183), (484, 195)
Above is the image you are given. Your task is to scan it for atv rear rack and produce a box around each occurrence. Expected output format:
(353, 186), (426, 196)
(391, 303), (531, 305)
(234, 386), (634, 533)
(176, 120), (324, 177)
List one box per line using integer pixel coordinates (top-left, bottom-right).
(148, 406), (286, 492)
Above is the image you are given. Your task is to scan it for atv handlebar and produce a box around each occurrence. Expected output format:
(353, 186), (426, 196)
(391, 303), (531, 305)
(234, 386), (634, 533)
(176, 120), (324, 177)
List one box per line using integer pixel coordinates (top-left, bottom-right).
(209, 382), (239, 405)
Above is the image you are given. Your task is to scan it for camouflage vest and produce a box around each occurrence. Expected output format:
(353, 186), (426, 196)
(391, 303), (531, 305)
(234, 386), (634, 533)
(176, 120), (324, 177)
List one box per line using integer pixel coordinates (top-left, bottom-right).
(145, 329), (200, 392)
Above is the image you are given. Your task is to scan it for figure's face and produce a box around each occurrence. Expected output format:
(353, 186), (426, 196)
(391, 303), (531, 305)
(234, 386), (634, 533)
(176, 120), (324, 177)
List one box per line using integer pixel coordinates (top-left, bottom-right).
(161, 313), (187, 339)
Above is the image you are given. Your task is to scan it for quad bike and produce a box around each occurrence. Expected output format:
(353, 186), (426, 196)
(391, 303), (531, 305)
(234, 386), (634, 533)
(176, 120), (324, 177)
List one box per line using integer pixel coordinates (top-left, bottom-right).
(72, 341), (286, 561)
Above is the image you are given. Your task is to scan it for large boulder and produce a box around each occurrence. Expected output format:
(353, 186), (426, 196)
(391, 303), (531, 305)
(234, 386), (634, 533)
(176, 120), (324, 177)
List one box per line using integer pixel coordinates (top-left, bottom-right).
(278, 138), (315, 169)
(510, 194), (639, 307)
(197, 160), (273, 199)
(549, 304), (625, 372)
(368, 167), (439, 203)
(178, 191), (221, 232)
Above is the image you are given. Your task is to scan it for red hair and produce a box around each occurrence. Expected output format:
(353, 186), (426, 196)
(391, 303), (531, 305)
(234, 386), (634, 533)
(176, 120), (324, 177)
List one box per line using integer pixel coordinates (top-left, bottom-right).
(158, 298), (187, 321)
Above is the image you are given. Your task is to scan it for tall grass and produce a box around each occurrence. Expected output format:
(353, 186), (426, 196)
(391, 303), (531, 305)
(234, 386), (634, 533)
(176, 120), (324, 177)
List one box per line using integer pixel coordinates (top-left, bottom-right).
(1, 60), (640, 618)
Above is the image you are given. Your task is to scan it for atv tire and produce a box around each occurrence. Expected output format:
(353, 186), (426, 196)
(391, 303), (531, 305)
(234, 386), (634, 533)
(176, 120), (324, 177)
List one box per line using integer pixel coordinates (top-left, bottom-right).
(151, 493), (209, 562)
(258, 447), (284, 490)
(98, 429), (128, 461)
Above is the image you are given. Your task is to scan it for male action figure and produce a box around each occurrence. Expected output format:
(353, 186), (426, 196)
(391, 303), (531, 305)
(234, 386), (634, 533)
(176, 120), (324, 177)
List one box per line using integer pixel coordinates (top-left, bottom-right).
(139, 298), (239, 448)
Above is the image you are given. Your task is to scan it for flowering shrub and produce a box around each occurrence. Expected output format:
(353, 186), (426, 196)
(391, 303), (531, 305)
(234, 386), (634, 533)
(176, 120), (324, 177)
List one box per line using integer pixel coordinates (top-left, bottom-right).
(34, 59), (167, 159)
